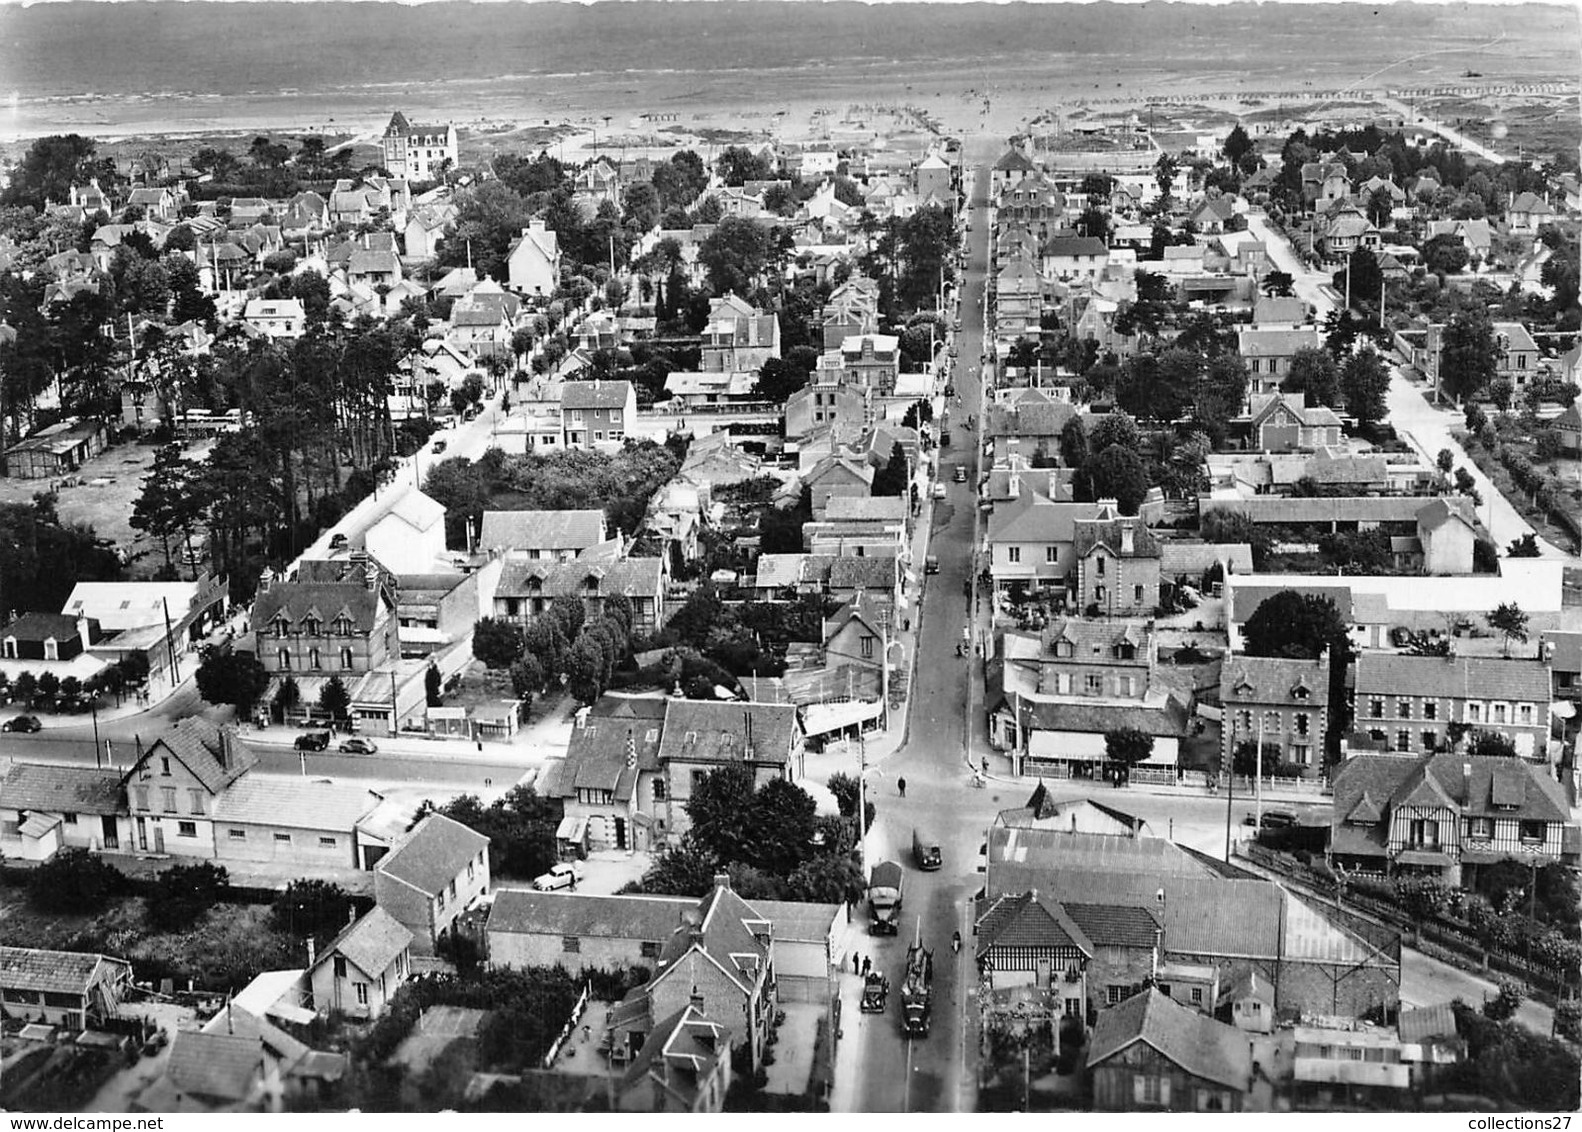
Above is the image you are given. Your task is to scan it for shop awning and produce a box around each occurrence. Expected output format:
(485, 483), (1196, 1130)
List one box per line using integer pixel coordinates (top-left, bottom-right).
(555, 816), (586, 842)
(802, 698), (884, 737)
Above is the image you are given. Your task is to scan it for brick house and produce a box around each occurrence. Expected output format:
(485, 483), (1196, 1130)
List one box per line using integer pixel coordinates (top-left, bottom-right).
(1248, 393), (1342, 452)
(559, 379), (636, 450)
(1219, 655), (1330, 778)
(540, 697), (667, 853)
(1002, 620), (1156, 700)
(251, 559), (399, 686)
(656, 700), (802, 840)
(1073, 512), (1162, 618)
(1353, 654), (1552, 761)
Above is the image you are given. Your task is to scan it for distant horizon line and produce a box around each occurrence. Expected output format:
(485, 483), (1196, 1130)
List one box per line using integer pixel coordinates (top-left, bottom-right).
(9, 0), (1574, 7)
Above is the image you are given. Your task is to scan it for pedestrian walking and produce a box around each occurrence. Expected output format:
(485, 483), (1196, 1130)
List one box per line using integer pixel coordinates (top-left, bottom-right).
(852, 953), (860, 975)
(862, 956), (872, 977)
(898, 777), (907, 798)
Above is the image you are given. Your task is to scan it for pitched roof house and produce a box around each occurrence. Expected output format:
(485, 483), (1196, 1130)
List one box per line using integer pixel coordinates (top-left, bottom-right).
(1088, 989), (1252, 1111)
(477, 509), (607, 559)
(373, 813), (492, 956)
(1331, 752), (1578, 884)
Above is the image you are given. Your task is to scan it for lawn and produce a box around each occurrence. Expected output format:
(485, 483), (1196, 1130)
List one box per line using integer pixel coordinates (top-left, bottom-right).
(1457, 428), (1582, 554)
(0, 880), (298, 992)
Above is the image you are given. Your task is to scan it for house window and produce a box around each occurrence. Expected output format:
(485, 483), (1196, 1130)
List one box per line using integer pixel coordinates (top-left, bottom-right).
(1191, 987), (1203, 1005)
(1133, 584), (1144, 604)
(1292, 745), (1310, 765)
(1096, 556), (1106, 576)
(1045, 546), (1057, 564)
(1467, 703), (1482, 723)
(1493, 703), (1508, 724)
(640, 941), (662, 959)
(341, 647), (354, 669)
(594, 431), (604, 443)
(1518, 704), (1533, 725)
(279, 649), (292, 670)
(319, 836), (337, 849)
(177, 821), (197, 838)
(1519, 820), (1546, 844)
(1295, 713), (1310, 737)
(449, 879), (457, 901)
(304, 618), (320, 637)
(355, 982), (369, 1006)
(62, 812), (77, 825)
(562, 936), (581, 954)
(228, 828), (246, 841)
(189, 790), (206, 814)
(161, 757), (171, 776)
(1095, 585), (1106, 602)
(333, 957), (347, 978)
(691, 770), (706, 793)
(1408, 818), (1439, 848)
(1423, 701), (1437, 720)
(161, 787), (177, 813)
(467, 861), (475, 882)
(653, 778), (667, 801)
(1397, 698), (1412, 719)
(1422, 730), (1439, 752)
(1264, 712), (1281, 733)
(1008, 546), (1021, 564)
(861, 636), (876, 660)
(1085, 674), (1103, 695)
(134, 786), (150, 810)
(1466, 817), (1493, 840)
(1395, 729), (1411, 753)
(1369, 698), (1384, 719)
(1107, 985), (1128, 1005)
(310, 648), (321, 669)
(274, 832), (292, 845)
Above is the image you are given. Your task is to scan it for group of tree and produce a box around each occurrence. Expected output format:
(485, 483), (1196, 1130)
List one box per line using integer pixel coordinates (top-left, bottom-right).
(1056, 410), (1152, 515)
(626, 764), (865, 906)
(0, 492), (121, 613)
(422, 439), (684, 550)
(655, 583), (828, 680)
(1240, 589), (1354, 758)
(0, 652), (149, 714)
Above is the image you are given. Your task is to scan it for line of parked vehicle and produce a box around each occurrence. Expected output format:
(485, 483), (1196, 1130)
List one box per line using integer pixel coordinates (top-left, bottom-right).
(291, 729), (378, 755)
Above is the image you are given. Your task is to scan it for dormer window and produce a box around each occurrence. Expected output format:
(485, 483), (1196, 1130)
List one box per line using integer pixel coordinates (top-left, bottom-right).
(1115, 643), (1136, 660)
(303, 618), (321, 637)
(275, 617), (291, 638)
(334, 616), (352, 636)
(1291, 684), (1310, 701)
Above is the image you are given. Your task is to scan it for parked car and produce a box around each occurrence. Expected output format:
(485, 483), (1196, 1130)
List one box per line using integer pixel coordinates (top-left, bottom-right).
(339, 737), (379, 755)
(431, 439), (447, 454)
(294, 731), (331, 751)
(953, 465), (967, 483)
(533, 862), (581, 891)
(2, 715), (42, 733)
(1243, 808), (1298, 829)
(328, 533), (348, 550)
(925, 555), (940, 575)
(932, 482), (947, 500)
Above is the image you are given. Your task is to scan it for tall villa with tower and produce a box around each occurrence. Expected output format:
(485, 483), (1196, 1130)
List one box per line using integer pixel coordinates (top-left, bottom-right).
(381, 112), (459, 182)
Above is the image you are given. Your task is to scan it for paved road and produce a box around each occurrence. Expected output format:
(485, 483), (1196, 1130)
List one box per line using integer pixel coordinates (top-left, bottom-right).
(846, 148), (996, 1115)
(1244, 211), (1571, 559)
(0, 728), (520, 791)
(1378, 97), (1508, 166)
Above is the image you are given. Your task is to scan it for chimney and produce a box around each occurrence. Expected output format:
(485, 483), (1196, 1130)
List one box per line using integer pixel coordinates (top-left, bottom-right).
(1121, 520), (1135, 555)
(1463, 761), (1472, 802)
(257, 566), (274, 593)
(528, 217), (545, 233)
(713, 872), (731, 892)
(1008, 470), (1021, 499)
(306, 937), (316, 968)
(626, 728), (637, 769)
(690, 985), (705, 1011)
(348, 903), (358, 927)
(1047, 472), (1061, 499)
(364, 556), (380, 591)
(217, 724), (238, 769)
(76, 614), (92, 652)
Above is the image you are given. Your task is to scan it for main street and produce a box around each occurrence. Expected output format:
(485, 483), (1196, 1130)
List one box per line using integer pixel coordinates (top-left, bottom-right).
(845, 143), (999, 1114)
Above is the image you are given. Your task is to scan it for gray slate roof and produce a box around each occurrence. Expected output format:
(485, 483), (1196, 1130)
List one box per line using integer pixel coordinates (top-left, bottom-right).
(657, 699), (798, 766)
(478, 509), (605, 553)
(1354, 654), (1551, 703)
(1088, 988), (1251, 1091)
(2, 762), (126, 816)
(377, 813), (489, 897)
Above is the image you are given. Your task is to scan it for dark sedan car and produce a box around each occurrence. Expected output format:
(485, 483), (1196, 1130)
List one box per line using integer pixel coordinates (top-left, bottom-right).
(294, 731), (331, 751)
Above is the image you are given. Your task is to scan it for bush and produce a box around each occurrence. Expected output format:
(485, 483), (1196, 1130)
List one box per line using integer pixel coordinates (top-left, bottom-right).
(28, 849), (123, 914)
(1554, 1000), (1582, 1044)
(146, 862), (230, 930)
(1483, 980), (1525, 1022)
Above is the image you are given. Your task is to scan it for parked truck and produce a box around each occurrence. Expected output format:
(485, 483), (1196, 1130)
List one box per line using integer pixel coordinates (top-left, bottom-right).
(868, 861), (903, 935)
(900, 942), (934, 1037)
